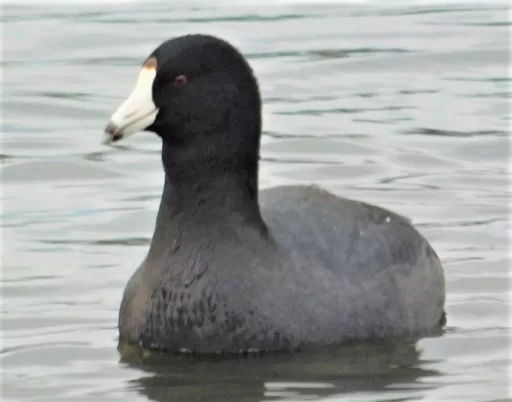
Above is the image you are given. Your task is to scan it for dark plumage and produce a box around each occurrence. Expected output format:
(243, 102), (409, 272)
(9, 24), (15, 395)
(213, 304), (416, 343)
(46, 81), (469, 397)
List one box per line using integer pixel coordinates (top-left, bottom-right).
(104, 34), (446, 354)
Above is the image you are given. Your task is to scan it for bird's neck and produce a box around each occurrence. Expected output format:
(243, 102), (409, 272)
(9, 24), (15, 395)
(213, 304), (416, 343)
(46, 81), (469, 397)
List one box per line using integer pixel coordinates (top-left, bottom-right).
(146, 141), (267, 256)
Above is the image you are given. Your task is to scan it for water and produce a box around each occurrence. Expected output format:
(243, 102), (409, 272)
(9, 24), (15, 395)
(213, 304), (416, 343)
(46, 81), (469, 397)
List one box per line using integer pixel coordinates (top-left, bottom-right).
(1, 2), (510, 401)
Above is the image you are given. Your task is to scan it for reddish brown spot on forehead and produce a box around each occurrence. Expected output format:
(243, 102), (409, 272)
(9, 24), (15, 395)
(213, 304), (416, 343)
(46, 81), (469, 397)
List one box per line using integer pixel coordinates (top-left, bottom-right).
(143, 56), (157, 70)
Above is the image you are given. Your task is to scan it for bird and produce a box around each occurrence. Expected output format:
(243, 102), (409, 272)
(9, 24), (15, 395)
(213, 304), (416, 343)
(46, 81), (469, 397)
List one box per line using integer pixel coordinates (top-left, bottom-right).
(103, 34), (446, 355)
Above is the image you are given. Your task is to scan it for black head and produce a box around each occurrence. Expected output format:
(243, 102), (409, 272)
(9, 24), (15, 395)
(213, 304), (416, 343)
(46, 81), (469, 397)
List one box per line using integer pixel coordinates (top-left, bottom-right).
(104, 34), (262, 174)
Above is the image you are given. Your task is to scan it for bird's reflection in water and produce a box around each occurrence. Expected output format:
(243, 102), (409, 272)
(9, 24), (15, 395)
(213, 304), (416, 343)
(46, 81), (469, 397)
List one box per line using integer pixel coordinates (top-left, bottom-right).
(119, 337), (443, 402)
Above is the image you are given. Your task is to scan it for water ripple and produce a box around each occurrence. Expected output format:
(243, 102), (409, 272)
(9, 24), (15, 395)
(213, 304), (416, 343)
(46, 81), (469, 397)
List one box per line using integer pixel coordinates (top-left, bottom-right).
(1, 2), (509, 402)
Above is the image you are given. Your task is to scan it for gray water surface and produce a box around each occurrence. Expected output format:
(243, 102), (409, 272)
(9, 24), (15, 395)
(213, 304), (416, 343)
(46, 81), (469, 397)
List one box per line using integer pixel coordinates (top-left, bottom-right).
(1, 2), (510, 401)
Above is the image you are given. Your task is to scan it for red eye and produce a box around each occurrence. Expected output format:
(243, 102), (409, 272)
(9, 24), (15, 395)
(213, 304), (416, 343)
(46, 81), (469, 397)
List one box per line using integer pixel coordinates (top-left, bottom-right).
(173, 74), (188, 86)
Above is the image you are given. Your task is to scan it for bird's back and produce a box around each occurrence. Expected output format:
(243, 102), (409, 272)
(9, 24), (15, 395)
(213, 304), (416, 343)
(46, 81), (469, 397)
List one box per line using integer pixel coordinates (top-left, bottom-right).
(258, 185), (445, 342)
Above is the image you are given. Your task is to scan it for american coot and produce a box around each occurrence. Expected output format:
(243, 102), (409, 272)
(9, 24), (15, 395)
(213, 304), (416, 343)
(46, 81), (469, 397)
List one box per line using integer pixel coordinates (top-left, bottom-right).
(103, 34), (446, 354)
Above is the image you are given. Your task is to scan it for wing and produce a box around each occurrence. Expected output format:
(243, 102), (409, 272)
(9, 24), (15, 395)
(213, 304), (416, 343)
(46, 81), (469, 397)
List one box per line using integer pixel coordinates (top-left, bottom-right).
(259, 185), (430, 280)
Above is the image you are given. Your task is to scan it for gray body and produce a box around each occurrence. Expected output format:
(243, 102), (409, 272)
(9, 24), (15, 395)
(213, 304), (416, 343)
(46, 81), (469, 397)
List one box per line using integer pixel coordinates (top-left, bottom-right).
(119, 184), (445, 353)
